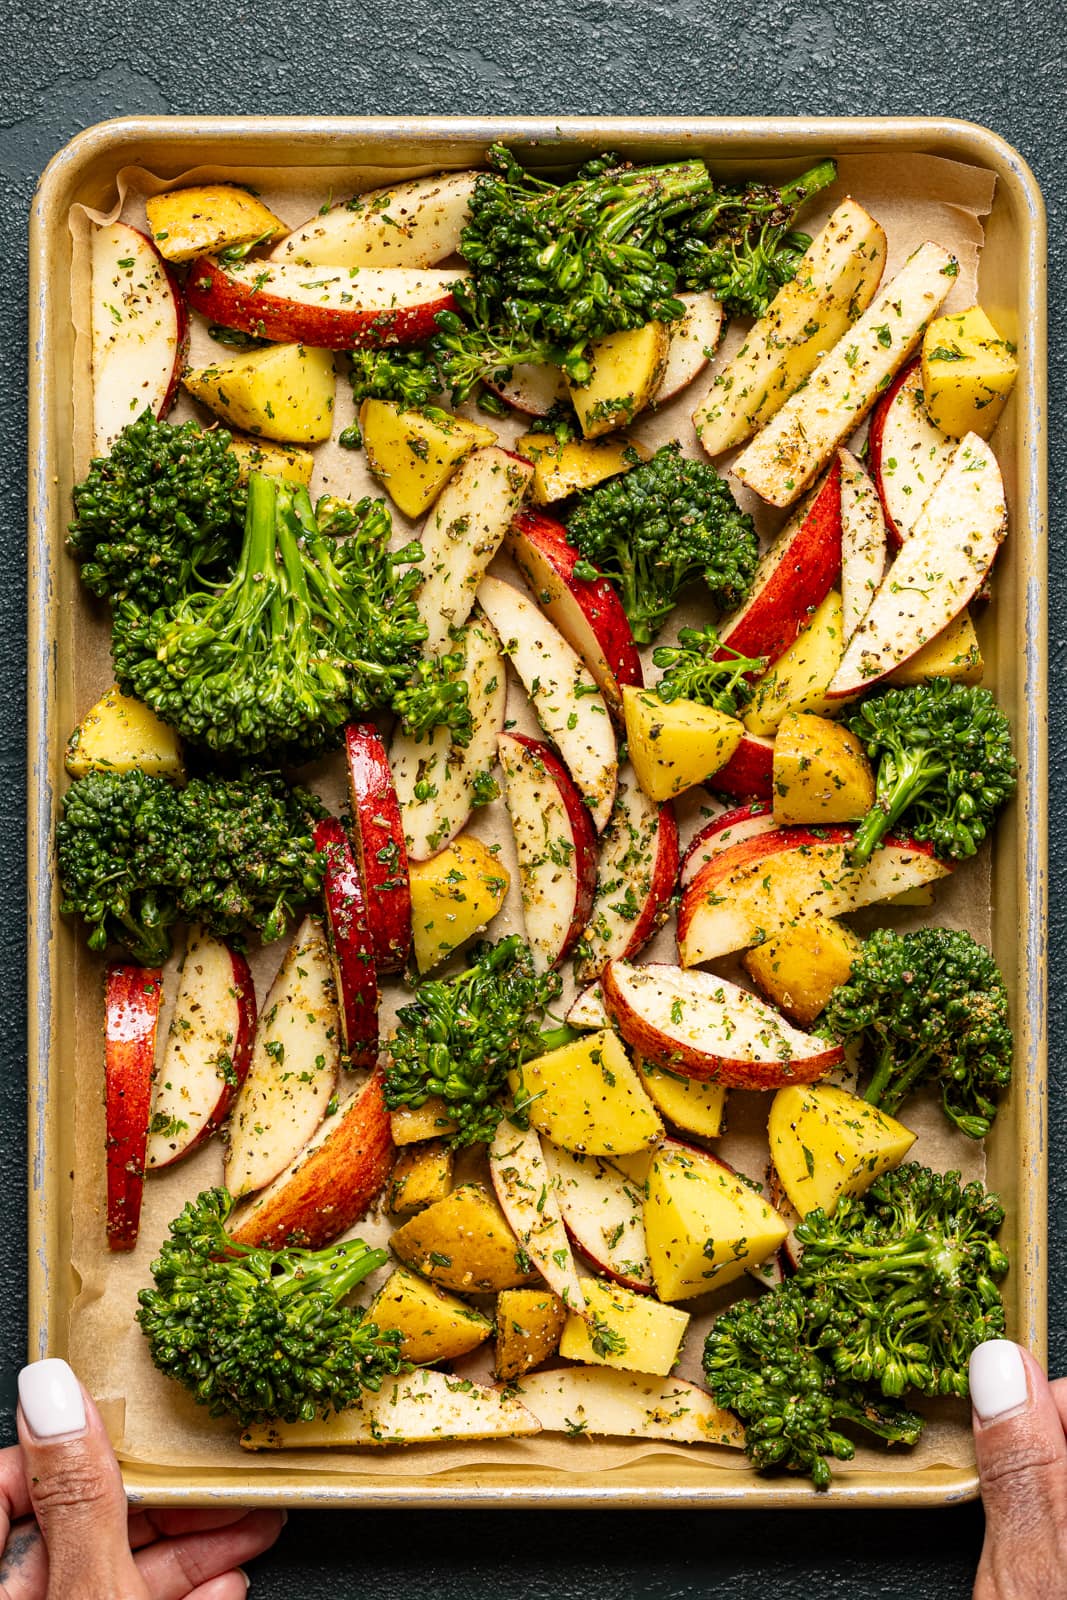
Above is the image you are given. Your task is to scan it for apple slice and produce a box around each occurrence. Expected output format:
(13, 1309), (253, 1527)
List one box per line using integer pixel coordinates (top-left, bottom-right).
(515, 1366), (744, 1448)
(602, 960), (843, 1088)
(566, 983), (610, 1030)
(652, 290), (724, 406)
(679, 800), (774, 889)
(705, 729), (775, 802)
(344, 722), (412, 973)
(827, 433), (1007, 699)
(541, 1143), (654, 1293)
(678, 826), (952, 965)
(868, 359), (956, 545)
(225, 916), (341, 1201)
(91, 222), (187, 455)
(717, 460), (842, 667)
(489, 1122), (585, 1311)
(496, 733), (598, 971)
(186, 256), (465, 348)
(145, 929), (255, 1170)
(479, 577), (618, 830)
(839, 447), (887, 642)
(229, 1068), (393, 1250)
(105, 964), (163, 1250)
(485, 361), (569, 416)
(270, 171), (480, 268)
(313, 817), (379, 1069)
(575, 769), (678, 983)
(507, 510), (643, 721)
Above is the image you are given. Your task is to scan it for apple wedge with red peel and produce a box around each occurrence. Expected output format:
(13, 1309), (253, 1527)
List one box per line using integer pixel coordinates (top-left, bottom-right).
(484, 361), (569, 416)
(574, 769), (679, 983)
(679, 800), (774, 889)
(187, 257), (465, 349)
(270, 171), (479, 268)
(497, 733), (598, 972)
(105, 964), (163, 1250)
(344, 722), (412, 973)
(507, 510), (643, 722)
(705, 730), (775, 802)
(601, 960), (843, 1088)
(717, 460), (842, 667)
(540, 1143), (654, 1293)
(515, 1367), (744, 1448)
(313, 818), (379, 1070)
(489, 1122), (585, 1311)
(479, 576), (618, 830)
(225, 916), (341, 1201)
(839, 447), (887, 643)
(145, 929), (255, 1171)
(566, 983), (610, 1030)
(827, 433), (1007, 699)
(678, 826), (951, 965)
(868, 359), (955, 546)
(91, 222), (187, 455)
(651, 290), (724, 407)
(229, 1069), (393, 1251)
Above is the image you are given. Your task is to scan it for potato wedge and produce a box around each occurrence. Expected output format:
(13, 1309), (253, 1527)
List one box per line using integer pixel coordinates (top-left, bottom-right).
(516, 432), (648, 504)
(390, 1183), (537, 1293)
(361, 400), (496, 519)
(508, 1029), (663, 1157)
(65, 686), (184, 780)
(566, 322), (671, 438)
(921, 306), (1018, 440)
(227, 433), (314, 486)
(495, 1288), (567, 1381)
(886, 609), (984, 686)
(635, 1059), (727, 1140)
(369, 1266), (492, 1363)
(645, 1142), (788, 1299)
(744, 591), (846, 737)
(183, 343), (336, 443)
(408, 835), (510, 974)
(743, 914), (862, 1026)
(771, 710), (875, 825)
(623, 687), (743, 802)
(389, 1140), (454, 1216)
(769, 1083), (916, 1218)
(145, 184), (286, 263)
(390, 1096), (459, 1146)
(560, 1278), (689, 1377)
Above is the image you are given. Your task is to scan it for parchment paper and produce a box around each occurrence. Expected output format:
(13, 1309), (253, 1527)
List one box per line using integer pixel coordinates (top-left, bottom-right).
(64, 148), (999, 1483)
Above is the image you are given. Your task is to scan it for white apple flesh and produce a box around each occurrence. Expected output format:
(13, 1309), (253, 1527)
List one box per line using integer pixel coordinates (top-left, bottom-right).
(541, 1142), (654, 1293)
(679, 800), (775, 889)
(489, 1122), (585, 1311)
(270, 171), (479, 268)
(868, 359), (956, 545)
(575, 769), (679, 983)
(91, 221), (187, 455)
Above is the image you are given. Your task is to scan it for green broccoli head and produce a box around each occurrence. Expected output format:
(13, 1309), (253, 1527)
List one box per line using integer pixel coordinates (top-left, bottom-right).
(567, 443), (759, 644)
(349, 346), (442, 411)
(820, 926), (1013, 1138)
(391, 651), (474, 748)
(651, 624), (766, 714)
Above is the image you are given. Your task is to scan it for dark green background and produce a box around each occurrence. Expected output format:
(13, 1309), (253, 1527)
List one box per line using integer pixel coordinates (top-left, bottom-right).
(3, 1), (1063, 1592)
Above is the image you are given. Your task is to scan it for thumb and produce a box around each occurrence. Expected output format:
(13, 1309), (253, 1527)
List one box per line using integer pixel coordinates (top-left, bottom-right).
(16, 1358), (143, 1600)
(971, 1341), (1067, 1554)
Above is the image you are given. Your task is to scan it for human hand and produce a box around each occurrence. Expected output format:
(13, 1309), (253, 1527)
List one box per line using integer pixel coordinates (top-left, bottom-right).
(971, 1340), (1067, 1598)
(1, 1359), (284, 1599)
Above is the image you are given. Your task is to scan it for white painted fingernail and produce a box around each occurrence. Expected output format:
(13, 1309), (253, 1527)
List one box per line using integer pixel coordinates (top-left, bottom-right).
(237, 1571), (250, 1594)
(17, 1358), (88, 1439)
(969, 1339), (1029, 1422)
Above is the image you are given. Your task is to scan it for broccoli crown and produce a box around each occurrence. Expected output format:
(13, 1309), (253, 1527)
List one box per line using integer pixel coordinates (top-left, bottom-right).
(847, 678), (1017, 867)
(112, 474), (427, 760)
(391, 650), (474, 748)
(383, 936), (563, 1147)
(68, 411), (244, 610)
(820, 927), (1013, 1139)
(651, 624), (766, 714)
(137, 1188), (402, 1426)
(349, 346), (441, 410)
(56, 767), (325, 964)
(567, 443), (759, 643)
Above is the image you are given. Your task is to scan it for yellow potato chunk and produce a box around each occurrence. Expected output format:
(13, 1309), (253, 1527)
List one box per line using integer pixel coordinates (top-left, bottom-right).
(566, 323), (671, 438)
(65, 686), (184, 780)
(516, 433), (648, 504)
(772, 709), (876, 825)
(645, 1144), (788, 1299)
(409, 835), (510, 974)
(495, 1288), (567, 1381)
(745, 590), (845, 736)
(887, 609), (984, 686)
(622, 686), (743, 802)
(559, 1278), (689, 1377)
(389, 1140), (454, 1216)
(887, 883), (935, 907)
(508, 1029), (662, 1157)
(921, 306), (1019, 440)
(145, 184), (286, 263)
(183, 344), (335, 443)
(228, 433), (314, 486)
(743, 914), (862, 1026)
(390, 1096), (458, 1146)
(769, 1083), (916, 1218)
(636, 1059), (727, 1140)
(361, 400), (496, 518)
(390, 1184), (536, 1293)
(369, 1266), (492, 1363)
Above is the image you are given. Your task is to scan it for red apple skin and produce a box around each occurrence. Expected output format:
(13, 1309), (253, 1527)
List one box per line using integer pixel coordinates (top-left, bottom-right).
(314, 817), (380, 1070)
(229, 1069), (394, 1251)
(680, 800), (773, 889)
(186, 255), (458, 349)
(105, 964), (163, 1251)
(867, 358), (918, 550)
(159, 249), (190, 417)
(499, 732), (598, 966)
(705, 730), (775, 802)
(344, 722), (412, 973)
(566, 1230), (654, 1296)
(718, 459), (842, 666)
(507, 510), (643, 721)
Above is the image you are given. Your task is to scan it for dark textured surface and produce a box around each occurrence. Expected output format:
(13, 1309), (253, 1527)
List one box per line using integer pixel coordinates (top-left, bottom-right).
(3, 1), (1063, 1593)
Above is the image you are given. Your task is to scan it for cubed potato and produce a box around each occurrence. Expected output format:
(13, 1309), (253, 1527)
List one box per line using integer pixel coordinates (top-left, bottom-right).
(566, 323), (671, 438)
(887, 883), (936, 907)
(507, 1030), (663, 1157)
(495, 1287), (567, 1381)
(743, 914), (862, 1026)
(361, 400), (496, 519)
(228, 433), (314, 486)
(622, 686), (743, 802)
(769, 1083), (916, 1218)
(921, 306), (1019, 440)
(645, 1144), (788, 1299)
(390, 1183), (537, 1293)
(635, 1059), (727, 1140)
(183, 343), (336, 443)
(145, 184), (287, 263)
(516, 433), (648, 504)
(886, 609), (984, 686)
(390, 1096), (459, 1146)
(389, 1140), (454, 1216)
(559, 1278), (689, 1377)
(745, 590), (846, 736)
(408, 835), (510, 974)
(369, 1266), (492, 1363)
(65, 686), (184, 780)
(771, 709), (876, 825)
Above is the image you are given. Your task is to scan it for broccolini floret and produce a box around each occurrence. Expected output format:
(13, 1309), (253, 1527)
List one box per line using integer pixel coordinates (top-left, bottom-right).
(349, 346), (442, 411)
(651, 624), (766, 714)
(392, 650), (474, 748)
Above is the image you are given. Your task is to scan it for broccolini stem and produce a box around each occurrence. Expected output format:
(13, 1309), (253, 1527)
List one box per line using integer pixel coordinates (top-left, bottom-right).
(778, 159), (838, 210)
(849, 748), (948, 867)
(864, 1038), (931, 1115)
